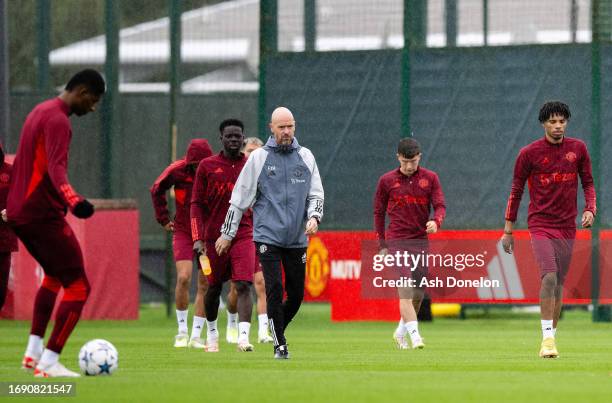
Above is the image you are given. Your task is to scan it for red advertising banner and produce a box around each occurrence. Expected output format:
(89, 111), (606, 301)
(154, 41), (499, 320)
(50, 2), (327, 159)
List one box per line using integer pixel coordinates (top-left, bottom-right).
(303, 230), (612, 321)
(0, 207), (140, 320)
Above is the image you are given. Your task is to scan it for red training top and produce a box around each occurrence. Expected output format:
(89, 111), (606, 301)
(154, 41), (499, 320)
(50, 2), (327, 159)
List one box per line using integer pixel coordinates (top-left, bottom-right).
(505, 136), (596, 229)
(7, 98), (84, 225)
(0, 144), (17, 252)
(374, 167), (446, 246)
(191, 151), (253, 242)
(150, 139), (212, 234)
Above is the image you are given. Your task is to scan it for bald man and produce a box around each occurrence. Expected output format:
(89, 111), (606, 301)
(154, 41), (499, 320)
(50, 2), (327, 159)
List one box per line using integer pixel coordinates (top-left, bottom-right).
(215, 107), (324, 359)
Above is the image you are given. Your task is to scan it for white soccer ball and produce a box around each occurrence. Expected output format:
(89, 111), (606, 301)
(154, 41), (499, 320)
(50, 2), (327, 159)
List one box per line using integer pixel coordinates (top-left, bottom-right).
(78, 339), (118, 376)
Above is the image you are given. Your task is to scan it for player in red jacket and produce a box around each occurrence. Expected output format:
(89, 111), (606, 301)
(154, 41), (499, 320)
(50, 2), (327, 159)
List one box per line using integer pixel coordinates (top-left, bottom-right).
(374, 138), (446, 350)
(151, 139), (212, 349)
(0, 142), (18, 312)
(502, 101), (596, 358)
(8, 69), (105, 377)
(191, 119), (255, 352)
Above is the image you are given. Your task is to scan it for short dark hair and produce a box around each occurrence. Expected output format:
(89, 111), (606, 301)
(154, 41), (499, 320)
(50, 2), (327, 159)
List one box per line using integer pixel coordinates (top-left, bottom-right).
(65, 69), (106, 95)
(538, 101), (571, 123)
(219, 118), (244, 134)
(398, 138), (421, 159)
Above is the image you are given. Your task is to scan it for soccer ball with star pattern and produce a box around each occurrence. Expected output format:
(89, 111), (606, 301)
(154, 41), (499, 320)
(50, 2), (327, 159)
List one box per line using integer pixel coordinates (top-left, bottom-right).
(78, 339), (118, 376)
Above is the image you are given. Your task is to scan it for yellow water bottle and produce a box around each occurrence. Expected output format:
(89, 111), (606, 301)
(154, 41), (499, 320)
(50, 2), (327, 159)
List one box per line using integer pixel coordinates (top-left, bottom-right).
(199, 254), (211, 276)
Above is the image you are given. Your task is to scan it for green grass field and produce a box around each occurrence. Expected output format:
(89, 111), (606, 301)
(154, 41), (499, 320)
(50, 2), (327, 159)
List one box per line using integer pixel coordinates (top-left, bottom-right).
(1, 304), (611, 402)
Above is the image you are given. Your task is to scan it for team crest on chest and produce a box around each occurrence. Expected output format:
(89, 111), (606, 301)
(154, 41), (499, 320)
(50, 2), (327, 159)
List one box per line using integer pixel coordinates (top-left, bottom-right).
(541, 156), (550, 165)
(565, 152), (577, 163)
(0, 173), (9, 183)
(418, 179), (429, 189)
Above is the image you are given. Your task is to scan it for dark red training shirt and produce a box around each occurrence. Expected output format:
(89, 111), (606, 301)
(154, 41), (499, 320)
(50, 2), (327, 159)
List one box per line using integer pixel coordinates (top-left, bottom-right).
(7, 98), (83, 225)
(505, 136), (596, 229)
(0, 144), (17, 252)
(191, 151), (253, 242)
(374, 167), (446, 246)
(150, 139), (212, 234)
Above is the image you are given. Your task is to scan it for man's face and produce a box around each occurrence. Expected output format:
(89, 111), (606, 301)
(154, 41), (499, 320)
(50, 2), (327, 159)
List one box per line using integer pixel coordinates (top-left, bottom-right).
(73, 88), (101, 116)
(243, 143), (261, 157)
(270, 119), (295, 146)
(397, 153), (421, 176)
(221, 125), (244, 153)
(542, 114), (567, 142)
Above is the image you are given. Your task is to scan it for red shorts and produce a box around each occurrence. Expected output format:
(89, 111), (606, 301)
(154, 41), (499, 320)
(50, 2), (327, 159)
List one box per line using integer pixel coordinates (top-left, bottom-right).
(529, 227), (576, 280)
(12, 217), (86, 287)
(172, 229), (194, 262)
(205, 237), (255, 286)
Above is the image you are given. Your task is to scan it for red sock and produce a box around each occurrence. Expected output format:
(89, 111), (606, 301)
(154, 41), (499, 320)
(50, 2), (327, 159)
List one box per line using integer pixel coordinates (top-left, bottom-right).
(30, 277), (61, 337)
(46, 277), (90, 354)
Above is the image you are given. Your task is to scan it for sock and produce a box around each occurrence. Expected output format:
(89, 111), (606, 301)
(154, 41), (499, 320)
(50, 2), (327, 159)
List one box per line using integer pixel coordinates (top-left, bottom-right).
(258, 314), (269, 335)
(191, 316), (205, 340)
(238, 322), (251, 343)
(395, 318), (407, 336)
(46, 300), (86, 354)
(38, 348), (59, 370)
(176, 309), (188, 334)
(26, 335), (44, 359)
(227, 311), (238, 329)
(206, 319), (219, 340)
(552, 328), (557, 337)
(541, 320), (554, 339)
(404, 321), (421, 343)
(30, 286), (59, 337)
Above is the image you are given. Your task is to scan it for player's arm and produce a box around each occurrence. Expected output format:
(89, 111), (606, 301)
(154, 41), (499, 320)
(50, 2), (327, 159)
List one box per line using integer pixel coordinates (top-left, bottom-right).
(150, 164), (177, 231)
(373, 176), (389, 252)
(578, 143), (596, 228)
(502, 149), (530, 253)
(190, 160), (210, 255)
(427, 173), (446, 234)
(216, 149), (265, 255)
(44, 115), (92, 218)
(305, 152), (324, 235)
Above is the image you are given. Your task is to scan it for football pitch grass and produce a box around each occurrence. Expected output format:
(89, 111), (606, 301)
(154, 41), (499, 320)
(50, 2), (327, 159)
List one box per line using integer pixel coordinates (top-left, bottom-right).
(1, 304), (611, 403)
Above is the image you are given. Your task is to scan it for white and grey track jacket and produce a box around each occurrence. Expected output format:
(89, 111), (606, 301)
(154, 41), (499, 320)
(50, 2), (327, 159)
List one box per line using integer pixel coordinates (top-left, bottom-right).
(220, 136), (324, 248)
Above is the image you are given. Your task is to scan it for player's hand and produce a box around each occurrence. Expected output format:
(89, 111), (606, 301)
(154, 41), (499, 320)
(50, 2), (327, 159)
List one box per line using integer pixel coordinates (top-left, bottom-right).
(193, 240), (205, 256)
(501, 233), (514, 254)
(582, 211), (594, 228)
(164, 221), (175, 232)
(215, 237), (231, 256)
(305, 217), (319, 235)
(73, 199), (94, 219)
(1, 209), (6, 223)
(426, 220), (438, 234)
(378, 248), (389, 256)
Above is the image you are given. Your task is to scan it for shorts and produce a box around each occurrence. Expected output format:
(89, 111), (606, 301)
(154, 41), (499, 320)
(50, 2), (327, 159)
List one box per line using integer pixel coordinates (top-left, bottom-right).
(205, 237), (255, 286)
(387, 238), (429, 295)
(529, 227), (576, 280)
(12, 217), (86, 287)
(173, 229), (194, 262)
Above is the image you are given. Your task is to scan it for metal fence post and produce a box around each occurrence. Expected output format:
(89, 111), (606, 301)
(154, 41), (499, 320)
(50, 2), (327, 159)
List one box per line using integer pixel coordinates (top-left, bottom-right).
(259, 0), (277, 138)
(36, 0), (50, 94)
